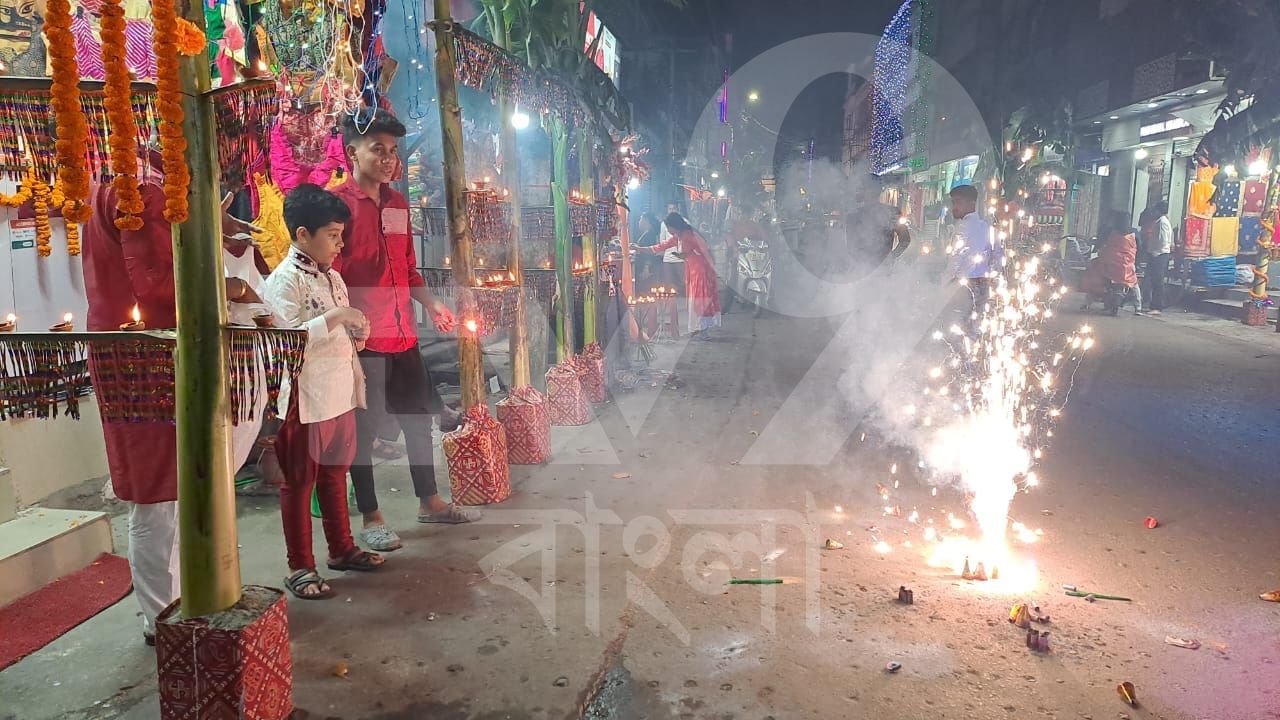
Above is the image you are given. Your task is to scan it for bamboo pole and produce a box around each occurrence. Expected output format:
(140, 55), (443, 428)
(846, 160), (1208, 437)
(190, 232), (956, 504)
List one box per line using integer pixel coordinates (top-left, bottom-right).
(578, 128), (596, 346)
(494, 22), (530, 389)
(619, 188), (633, 298)
(175, 3), (239, 616)
(551, 116), (573, 363)
(432, 0), (486, 409)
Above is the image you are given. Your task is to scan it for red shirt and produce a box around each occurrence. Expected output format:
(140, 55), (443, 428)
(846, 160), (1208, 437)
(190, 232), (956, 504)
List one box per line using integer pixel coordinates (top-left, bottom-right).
(330, 179), (424, 354)
(83, 181), (177, 331)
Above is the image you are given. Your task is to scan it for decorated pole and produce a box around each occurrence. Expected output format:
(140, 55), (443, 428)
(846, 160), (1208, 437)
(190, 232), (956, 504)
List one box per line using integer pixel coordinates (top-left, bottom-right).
(551, 116), (574, 362)
(173, 0), (240, 617)
(432, 0), (486, 409)
(579, 128), (597, 346)
(493, 22), (530, 389)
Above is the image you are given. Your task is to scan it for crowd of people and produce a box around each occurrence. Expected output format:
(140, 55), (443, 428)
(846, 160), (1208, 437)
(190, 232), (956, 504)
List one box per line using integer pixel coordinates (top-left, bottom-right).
(82, 109), (479, 640)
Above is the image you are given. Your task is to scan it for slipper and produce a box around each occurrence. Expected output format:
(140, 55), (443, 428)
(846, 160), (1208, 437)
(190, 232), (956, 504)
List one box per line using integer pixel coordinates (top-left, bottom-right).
(327, 549), (385, 572)
(359, 524), (402, 551)
(418, 503), (481, 524)
(371, 439), (405, 460)
(285, 569), (334, 600)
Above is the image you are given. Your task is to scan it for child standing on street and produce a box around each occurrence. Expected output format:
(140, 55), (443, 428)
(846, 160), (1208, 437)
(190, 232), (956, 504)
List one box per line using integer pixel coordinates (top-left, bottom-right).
(331, 109), (476, 553)
(264, 183), (385, 600)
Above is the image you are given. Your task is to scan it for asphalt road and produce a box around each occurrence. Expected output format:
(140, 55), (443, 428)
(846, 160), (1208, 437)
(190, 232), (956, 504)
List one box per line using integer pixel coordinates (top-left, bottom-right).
(2, 283), (1278, 719)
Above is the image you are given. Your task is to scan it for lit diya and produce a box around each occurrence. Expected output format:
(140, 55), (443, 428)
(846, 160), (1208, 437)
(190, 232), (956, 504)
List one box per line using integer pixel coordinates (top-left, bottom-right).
(119, 305), (145, 331)
(0, 313), (15, 332)
(49, 312), (74, 332)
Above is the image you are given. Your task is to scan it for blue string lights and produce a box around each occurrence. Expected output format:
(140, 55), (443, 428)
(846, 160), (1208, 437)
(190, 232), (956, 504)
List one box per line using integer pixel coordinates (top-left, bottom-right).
(872, 0), (913, 174)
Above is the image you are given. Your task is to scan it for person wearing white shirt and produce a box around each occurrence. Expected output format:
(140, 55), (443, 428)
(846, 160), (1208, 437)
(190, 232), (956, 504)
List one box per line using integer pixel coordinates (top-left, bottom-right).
(263, 184), (384, 600)
(222, 232), (283, 476)
(1140, 201), (1173, 314)
(947, 184), (1001, 327)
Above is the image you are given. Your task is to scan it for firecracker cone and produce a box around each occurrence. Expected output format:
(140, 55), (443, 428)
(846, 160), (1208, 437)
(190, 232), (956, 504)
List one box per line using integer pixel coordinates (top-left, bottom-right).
(1009, 602), (1031, 629)
(961, 556), (973, 580)
(991, 565), (1000, 580)
(975, 562), (988, 581)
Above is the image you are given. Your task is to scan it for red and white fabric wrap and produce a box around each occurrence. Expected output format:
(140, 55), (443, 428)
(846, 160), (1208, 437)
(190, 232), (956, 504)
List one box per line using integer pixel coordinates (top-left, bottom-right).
(443, 406), (511, 506)
(497, 386), (552, 465)
(575, 342), (607, 403)
(546, 362), (591, 426)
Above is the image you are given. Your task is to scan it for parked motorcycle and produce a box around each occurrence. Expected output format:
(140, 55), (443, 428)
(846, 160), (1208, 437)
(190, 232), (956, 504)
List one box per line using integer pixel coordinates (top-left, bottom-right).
(736, 236), (773, 317)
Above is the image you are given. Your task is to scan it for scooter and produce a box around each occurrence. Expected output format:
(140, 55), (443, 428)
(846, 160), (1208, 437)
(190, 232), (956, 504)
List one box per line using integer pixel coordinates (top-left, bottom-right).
(736, 236), (773, 317)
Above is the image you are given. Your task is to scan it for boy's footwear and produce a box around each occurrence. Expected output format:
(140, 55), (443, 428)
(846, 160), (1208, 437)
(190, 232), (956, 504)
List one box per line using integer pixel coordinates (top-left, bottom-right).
(359, 524), (403, 551)
(418, 504), (481, 524)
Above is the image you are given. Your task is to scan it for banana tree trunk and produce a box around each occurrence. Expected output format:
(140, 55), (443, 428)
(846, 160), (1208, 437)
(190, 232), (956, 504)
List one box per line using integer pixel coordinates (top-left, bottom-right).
(577, 127), (596, 346)
(433, 0), (486, 409)
(550, 116), (573, 363)
(493, 25), (529, 389)
(175, 2), (239, 617)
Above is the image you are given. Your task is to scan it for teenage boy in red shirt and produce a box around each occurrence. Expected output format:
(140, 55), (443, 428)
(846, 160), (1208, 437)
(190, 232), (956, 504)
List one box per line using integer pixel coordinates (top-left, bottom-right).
(333, 109), (478, 552)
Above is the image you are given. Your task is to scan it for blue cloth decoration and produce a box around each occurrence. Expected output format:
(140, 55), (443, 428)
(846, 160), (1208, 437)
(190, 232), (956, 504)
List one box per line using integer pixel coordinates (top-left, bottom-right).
(1239, 216), (1263, 253)
(1190, 256), (1237, 287)
(1214, 180), (1241, 217)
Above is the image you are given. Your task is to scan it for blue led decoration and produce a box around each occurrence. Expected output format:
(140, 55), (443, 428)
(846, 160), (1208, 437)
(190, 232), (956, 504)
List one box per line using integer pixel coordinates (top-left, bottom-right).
(872, 0), (913, 174)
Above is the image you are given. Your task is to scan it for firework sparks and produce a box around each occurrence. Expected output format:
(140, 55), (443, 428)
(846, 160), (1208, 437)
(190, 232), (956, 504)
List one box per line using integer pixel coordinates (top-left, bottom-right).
(874, 243), (1093, 593)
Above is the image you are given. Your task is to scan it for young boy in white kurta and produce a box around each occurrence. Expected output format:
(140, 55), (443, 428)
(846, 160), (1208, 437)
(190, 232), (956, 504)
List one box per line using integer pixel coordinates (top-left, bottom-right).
(263, 184), (385, 599)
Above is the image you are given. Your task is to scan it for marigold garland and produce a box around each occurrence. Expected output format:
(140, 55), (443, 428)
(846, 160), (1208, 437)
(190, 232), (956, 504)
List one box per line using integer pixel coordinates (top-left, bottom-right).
(174, 18), (206, 56)
(151, 0), (189, 223)
(0, 171), (34, 208)
(32, 176), (51, 257)
(65, 216), (81, 256)
(44, 0), (92, 224)
(100, 0), (144, 231)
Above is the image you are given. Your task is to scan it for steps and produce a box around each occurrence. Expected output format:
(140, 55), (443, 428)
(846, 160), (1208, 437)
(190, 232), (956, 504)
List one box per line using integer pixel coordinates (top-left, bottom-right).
(0, 507), (114, 607)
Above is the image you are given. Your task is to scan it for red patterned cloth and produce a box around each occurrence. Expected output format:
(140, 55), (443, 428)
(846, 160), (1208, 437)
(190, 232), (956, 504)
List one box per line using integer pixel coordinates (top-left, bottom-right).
(575, 343), (607, 403)
(497, 387), (551, 465)
(156, 587), (293, 720)
(1184, 216), (1211, 258)
(443, 407), (511, 505)
(546, 363), (591, 426)
(1243, 180), (1267, 215)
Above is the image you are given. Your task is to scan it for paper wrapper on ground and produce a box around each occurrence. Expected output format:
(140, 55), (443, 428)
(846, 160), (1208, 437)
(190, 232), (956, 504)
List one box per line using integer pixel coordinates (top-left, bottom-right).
(497, 387), (551, 465)
(443, 406), (511, 505)
(155, 586), (292, 720)
(545, 362), (591, 426)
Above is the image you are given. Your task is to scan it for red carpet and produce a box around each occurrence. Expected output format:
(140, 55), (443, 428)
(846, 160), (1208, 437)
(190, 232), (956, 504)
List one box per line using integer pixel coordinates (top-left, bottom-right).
(0, 553), (133, 670)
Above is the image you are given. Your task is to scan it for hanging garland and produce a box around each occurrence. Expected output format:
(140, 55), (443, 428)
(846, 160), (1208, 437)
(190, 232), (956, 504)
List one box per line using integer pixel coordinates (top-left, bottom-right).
(32, 175), (51, 257)
(150, 0), (188, 223)
(174, 19), (207, 57)
(0, 170), (33, 208)
(45, 0), (91, 229)
(100, 0), (144, 230)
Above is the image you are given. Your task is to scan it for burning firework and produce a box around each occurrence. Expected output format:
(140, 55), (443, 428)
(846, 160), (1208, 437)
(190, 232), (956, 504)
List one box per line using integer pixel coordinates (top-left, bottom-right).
(878, 247), (1093, 593)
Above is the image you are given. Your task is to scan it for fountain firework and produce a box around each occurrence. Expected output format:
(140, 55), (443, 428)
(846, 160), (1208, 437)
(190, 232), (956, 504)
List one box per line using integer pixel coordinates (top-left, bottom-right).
(887, 242), (1094, 593)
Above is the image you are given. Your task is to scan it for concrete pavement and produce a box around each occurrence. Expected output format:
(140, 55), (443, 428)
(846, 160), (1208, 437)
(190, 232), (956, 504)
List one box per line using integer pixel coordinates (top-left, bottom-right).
(2, 293), (1279, 719)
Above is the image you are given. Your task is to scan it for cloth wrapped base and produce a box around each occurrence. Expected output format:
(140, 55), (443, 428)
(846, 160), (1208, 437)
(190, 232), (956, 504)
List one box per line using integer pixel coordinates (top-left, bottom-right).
(156, 586), (292, 720)
(1243, 301), (1269, 327)
(575, 342), (607, 404)
(546, 362), (591, 426)
(443, 406), (511, 506)
(497, 387), (551, 465)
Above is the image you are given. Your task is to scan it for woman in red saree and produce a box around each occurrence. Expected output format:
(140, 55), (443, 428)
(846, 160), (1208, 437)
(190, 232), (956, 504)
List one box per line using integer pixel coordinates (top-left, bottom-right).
(647, 213), (721, 336)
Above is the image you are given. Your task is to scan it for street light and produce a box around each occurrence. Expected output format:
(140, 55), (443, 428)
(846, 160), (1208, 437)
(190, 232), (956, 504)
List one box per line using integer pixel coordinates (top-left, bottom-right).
(717, 188), (726, 197)
(627, 177), (641, 190)
(747, 91), (760, 102)
(1134, 148), (1149, 160)
(511, 108), (530, 130)
(711, 171), (719, 179)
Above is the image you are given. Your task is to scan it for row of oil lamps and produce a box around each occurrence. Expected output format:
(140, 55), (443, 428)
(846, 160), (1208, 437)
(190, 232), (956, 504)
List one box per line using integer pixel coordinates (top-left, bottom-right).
(627, 286), (680, 305)
(0, 305), (146, 333)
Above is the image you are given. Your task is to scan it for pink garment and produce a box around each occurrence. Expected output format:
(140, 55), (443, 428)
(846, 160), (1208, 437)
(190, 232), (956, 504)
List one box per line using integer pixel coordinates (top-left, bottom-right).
(269, 125), (348, 194)
(70, 15), (156, 81)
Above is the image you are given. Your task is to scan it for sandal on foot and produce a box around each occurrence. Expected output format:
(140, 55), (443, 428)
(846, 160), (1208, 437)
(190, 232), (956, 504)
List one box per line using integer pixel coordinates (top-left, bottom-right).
(418, 503), (481, 524)
(1262, 589), (1280, 602)
(359, 524), (402, 551)
(327, 549), (385, 572)
(285, 569), (334, 600)
(371, 439), (405, 460)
